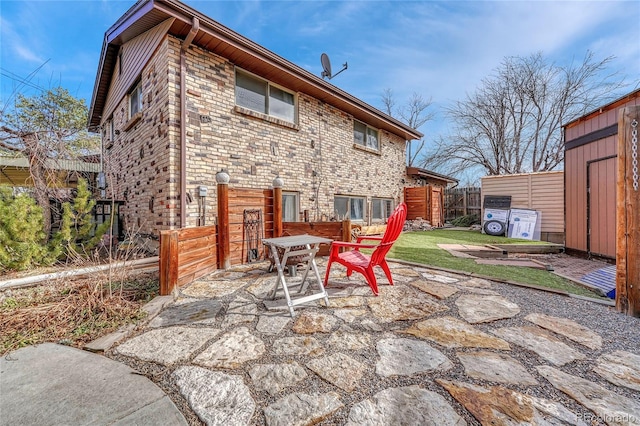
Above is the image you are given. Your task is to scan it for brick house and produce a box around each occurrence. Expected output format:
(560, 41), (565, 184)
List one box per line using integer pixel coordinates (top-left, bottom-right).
(88, 0), (422, 240)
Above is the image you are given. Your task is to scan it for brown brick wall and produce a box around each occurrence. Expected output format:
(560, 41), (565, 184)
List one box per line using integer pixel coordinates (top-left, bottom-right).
(103, 35), (408, 236)
(103, 36), (177, 236)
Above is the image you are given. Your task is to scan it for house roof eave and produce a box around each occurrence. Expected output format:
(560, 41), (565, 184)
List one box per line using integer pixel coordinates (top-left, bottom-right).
(88, 0), (423, 140)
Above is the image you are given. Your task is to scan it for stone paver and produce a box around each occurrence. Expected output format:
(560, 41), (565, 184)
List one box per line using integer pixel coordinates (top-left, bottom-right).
(114, 326), (220, 365)
(492, 326), (586, 366)
(173, 366), (255, 426)
(368, 285), (448, 322)
(263, 392), (343, 426)
(292, 311), (337, 334)
(409, 279), (459, 299)
(346, 385), (467, 425)
(272, 336), (325, 357)
(525, 312), (603, 349)
(421, 272), (459, 283)
(221, 296), (257, 328)
(194, 327), (265, 369)
(147, 299), (222, 327)
(332, 308), (367, 323)
(328, 295), (367, 308)
(537, 366), (640, 423)
(327, 326), (372, 350)
(376, 337), (452, 377)
(455, 294), (520, 323)
(249, 362), (307, 396)
(307, 353), (367, 391)
(402, 316), (510, 349)
(456, 351), (538, 385)
(255, 312), (290, 335)
(594, 350), (640, 392)
(438, 379), (589, 426)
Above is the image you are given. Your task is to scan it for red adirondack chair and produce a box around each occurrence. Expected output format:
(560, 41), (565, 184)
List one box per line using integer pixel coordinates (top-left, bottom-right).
(323, 202), (407, 295)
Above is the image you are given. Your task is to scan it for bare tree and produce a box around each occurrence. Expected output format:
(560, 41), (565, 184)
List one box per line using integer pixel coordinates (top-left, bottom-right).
(381, 89), (434, 166)
(423, 51), (625, 175)
(0, 87), (99, 236)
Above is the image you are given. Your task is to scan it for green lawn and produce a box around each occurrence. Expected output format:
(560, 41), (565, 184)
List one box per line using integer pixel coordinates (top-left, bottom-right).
(387, 229), (602, 298)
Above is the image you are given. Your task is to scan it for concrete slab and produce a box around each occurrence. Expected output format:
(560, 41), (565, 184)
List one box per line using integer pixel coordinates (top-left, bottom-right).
(475, 258), (547, 269)
(0, 343), (187, 426)
(438, 244), (507, 259)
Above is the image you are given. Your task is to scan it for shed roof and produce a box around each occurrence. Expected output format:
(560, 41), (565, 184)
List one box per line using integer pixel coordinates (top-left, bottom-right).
(89, 0), (423, 141)
(406, 167), (458, 185)
(563, 88), (640, 129)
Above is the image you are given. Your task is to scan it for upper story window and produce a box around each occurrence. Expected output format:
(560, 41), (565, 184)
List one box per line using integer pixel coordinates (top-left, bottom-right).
(235, 69), (296, 123)
(334, 195), (365, 221)
(354, 120), (379, 151)
(129, 80), (142, 118)
(372, 198), (393, 221)
(109, 119), (115, 142)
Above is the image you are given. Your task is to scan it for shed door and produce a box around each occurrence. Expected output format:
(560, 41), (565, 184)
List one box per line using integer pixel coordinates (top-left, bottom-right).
(587, 156), (617, 258)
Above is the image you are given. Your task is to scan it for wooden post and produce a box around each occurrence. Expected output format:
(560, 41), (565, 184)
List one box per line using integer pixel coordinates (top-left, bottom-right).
(273, 176), (284, 237)
(159, 230), (178, 295)
(216, 170), (231, 270)
(341, 219), (351, 242)
(616, 106), (640, 317)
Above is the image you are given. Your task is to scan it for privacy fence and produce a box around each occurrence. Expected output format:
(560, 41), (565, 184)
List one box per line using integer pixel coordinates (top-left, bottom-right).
(444, 187), (481, 222)
(159, 181), (350, 295)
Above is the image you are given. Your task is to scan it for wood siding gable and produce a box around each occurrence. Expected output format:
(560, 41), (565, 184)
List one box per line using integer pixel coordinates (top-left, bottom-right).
(103, 17), (175, 122)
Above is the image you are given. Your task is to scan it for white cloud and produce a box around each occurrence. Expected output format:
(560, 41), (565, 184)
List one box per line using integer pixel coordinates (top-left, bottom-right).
(0, 16), (45, 64)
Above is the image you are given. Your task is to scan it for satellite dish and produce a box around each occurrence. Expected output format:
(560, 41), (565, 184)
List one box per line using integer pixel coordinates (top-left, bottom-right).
(320, 53), (347, 80)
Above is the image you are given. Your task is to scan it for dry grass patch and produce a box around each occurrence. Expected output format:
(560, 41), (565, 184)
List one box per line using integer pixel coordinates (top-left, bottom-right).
(0, 272), (158, 355)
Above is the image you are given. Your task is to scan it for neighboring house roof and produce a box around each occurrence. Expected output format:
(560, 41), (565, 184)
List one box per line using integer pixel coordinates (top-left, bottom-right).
(0, 156), (101, 173)
(563, 88), (640, 129)
(89, 0), (423, 141)
(406, 166), (458, 185)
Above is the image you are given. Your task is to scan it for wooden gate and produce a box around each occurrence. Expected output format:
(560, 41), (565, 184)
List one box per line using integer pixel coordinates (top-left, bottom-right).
(404, 186), (445, 227)
(228, 188), (274, 266)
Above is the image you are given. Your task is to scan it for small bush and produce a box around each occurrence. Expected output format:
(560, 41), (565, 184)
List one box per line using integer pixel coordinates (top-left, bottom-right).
(0, 187), (57, 271)
(52, 177), (109, 260)
(450, 214), (481, 227)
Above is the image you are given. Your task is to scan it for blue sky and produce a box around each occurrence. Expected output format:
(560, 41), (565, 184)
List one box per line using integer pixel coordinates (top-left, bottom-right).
(1, 0), (639, 145)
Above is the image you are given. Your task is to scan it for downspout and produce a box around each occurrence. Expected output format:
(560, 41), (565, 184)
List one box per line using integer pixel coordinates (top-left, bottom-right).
(180, 17), (199, 228)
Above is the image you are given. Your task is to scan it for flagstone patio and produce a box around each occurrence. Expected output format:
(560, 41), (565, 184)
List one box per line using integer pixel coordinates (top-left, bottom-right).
(106, 259), (640, 425)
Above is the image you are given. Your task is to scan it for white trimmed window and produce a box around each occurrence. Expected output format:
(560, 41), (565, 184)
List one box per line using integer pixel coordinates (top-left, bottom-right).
(283, 192), (299, 222)
(129, 80), (142, 118)
(235, 69), (296, 123)
(372, 198), (393, 221)
(354, 120), (379, 150)
(334, 196), (365, 221)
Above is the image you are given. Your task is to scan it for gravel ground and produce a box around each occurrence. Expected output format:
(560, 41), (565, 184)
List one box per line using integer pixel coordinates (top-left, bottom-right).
(106, 263), (640, 426)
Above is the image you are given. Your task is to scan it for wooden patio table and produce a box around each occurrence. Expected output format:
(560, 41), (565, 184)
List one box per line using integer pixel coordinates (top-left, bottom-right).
(262, 235), (332, 317)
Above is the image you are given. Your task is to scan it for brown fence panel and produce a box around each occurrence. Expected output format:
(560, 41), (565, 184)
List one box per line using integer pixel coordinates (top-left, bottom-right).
(282, 220), (350, 256)
(444, 187), (481, 221)
(159, 225), (217, 295)
(431, 186), (444, 227)
(404, 187), (429, 220)
(228, 188), (273, 265)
